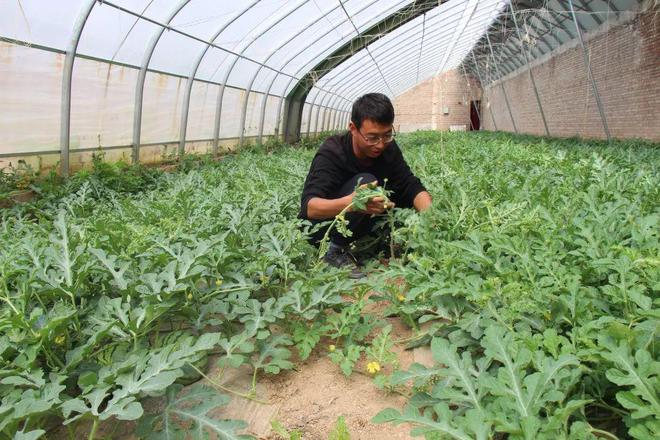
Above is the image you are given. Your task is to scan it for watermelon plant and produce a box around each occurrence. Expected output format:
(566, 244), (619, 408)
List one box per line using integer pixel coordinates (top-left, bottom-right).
(0, 132), (657, 439)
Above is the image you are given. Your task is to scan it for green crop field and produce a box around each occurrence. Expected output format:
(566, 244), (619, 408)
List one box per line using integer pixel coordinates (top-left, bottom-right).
(1, 132), (658, 439)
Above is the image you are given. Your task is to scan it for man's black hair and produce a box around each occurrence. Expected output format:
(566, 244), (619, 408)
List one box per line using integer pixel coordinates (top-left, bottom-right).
(351, 93), (395, 129)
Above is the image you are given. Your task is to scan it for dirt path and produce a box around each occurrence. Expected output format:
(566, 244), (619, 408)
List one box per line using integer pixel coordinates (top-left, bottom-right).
(51, 311), (425, 439)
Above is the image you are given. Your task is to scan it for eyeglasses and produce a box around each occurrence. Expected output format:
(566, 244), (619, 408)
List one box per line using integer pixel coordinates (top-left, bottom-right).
(357, 127), (396, 146)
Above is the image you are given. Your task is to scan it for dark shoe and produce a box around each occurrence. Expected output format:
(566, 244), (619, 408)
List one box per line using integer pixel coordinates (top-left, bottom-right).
(323, 244), (366, 279)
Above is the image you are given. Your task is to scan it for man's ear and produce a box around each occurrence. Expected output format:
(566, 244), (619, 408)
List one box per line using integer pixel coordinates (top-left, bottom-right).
(348, 121), (356, 132)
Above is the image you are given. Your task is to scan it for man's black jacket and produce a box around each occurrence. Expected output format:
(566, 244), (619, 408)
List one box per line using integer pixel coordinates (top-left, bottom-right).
(299, 131), (426, 220)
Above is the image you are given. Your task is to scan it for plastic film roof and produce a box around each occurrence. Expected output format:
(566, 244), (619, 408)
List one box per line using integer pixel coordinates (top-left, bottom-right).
(0, 0), (506, 99)
(463, 0), (642, 85)
(308, 0), (506, 109)
(2, 0), (641, 173)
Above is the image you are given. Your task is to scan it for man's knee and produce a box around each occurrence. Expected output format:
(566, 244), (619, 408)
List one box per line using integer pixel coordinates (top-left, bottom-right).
(340, 173), (378, 196)
(354, 172), (377, 186)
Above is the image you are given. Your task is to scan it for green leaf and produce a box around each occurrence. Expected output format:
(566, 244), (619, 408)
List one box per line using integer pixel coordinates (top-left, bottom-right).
(389, 363), (443, 388)
(253, 335), (294, 375)
(430, 337), (485, 411)
(601, 338), (660, 436)
(136, 384), (253, 440)
(328, 416), (351, 440)
(13, 429), (46, 440)
(372, 404), (483, 440)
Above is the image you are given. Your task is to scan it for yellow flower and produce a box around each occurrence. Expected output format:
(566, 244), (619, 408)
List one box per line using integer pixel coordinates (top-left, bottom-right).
(328, 344), (336, 352)
(366, 361), (381, 374)
(397, 293), (406, 302)
(215, 279), (223, 287)
(54, 335), (66, 345)
(187, 293), (193, 301)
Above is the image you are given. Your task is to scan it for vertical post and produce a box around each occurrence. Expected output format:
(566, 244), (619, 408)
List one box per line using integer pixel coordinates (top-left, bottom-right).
(567, 0), (611, 140)
(60, 0), (97, 177)
(486, 33), (517, 133)
(471, 52), (497, 131)
(134, 0), (192, 162)
(510, 2), (550, 136)
(460, 63), (482, 130)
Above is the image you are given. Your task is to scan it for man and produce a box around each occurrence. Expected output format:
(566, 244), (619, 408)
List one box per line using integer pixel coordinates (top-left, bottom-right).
(299, 93), (432, 278)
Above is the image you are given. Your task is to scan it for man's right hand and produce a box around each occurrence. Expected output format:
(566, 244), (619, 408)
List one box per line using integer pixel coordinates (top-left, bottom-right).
(350, 182), (395, 215)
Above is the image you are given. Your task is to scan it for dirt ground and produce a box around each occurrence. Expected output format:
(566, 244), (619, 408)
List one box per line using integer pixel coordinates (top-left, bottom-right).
(258, 315), (416, 440)
(50, 304), (426, 440)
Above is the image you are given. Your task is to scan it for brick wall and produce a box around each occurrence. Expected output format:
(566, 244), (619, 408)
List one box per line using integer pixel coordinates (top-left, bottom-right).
(394, 70), (482, 132)
(482, 4), (660, 141)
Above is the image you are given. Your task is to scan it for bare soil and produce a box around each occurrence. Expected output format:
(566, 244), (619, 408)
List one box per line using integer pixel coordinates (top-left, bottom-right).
(51, 304), (422, 440)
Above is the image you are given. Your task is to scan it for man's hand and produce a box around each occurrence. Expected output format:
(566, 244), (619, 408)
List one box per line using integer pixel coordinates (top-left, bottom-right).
(350, 182), (395, 215)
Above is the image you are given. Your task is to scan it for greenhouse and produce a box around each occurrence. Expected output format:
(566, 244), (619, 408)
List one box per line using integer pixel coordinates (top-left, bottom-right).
(0, 0), (658, 438)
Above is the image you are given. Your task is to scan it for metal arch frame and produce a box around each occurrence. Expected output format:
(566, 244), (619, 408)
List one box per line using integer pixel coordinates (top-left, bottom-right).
(458, 62), (483, 130)
(309, 3), (475, 105)
(315, 92), (333, 134)
(486, 32), (517, 132)
(416, 12), (427, 83)
(292, 0), (499, 127)
(556, 0), (604, 27)
(64, 0), (356, 163)
(102, 0), (356, 154)
(387, 37), (482, 92)
(98, 1), (308, 81)
(179, 0), (260, 156)
(260, 0), (395, 142)
(309, 91), (324, 136)
(493, 41), (526, 75)
(328, 14), (488, 102)
(301, 102), (314, 134)
(236, 1), (347, 146)
(320, 1), (501, 99)
(527, 12), (568, 49)
(510, 1), (550, 136)
(98, 0), (340, 159)
(337, 0), (395, 97)
(131, 0), (191, 164)
(466, 0), (577, 86)
(60, 0), (97, 177)
(567, 0), (611, 140)
(408, 11), (505, 85)
(315, 1), (471, 93)
(253, 0), (385, 143)
(512, 7), (563, 50)
(470, 51), (498, 130)
(435, 0), (480, 76)
(306, 88), (323, 136)
(282, 0), (442, 143)
(326, 93), (345, 130)
(212, 0), (309, 151)
(331, 34), (478, 106)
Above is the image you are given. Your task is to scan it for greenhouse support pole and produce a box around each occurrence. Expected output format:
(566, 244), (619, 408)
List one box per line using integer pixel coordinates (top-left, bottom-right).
(180, 1), (260, 156)
(459, 63), (482, 130)
(60, 0), (97, 177)
(213, 0), (308, 150)
(471, 52), (497, 131)
(510, 2), (549, 136)
(328, 94), (343, 131)
(306, 94), (320, 137)
(567, 0), (611, 141)
(133, 0), (192, 163)
(486, 33), (517, 133)
(315, 94), (331, 135)
(241, 2), (347, 146)
(283, 0), (440, 143)
(323, 94), (338, 132)
(317, 2), (469, 101)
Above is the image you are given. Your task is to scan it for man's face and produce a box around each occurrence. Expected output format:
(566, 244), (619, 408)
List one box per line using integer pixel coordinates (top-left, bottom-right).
(349, 119), (394, 160)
